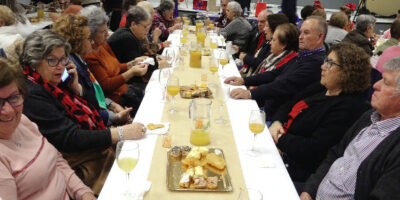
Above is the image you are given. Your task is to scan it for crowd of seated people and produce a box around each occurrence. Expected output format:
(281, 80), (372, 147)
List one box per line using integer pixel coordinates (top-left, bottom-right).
(0, 0), (400, 199)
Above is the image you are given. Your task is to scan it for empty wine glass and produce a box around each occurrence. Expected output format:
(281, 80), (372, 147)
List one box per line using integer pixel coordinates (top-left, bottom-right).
(158, 68), (170, 102)
(248, 110), (266, 156)
(165, 48), (175, 67)
(167, 75), (180, 114)
(116, 140), (140, 199)
(215, 85), (229, 124)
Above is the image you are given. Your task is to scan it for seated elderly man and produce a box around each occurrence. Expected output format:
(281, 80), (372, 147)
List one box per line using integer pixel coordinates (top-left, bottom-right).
(225, 16), (326, 119)
(342, 14), (376, 56)
(300, 57), (400, 200)
(325, 12), (348, 47)
(375, 19), (400, 56)
(215, 0), (231, 28)
(219, 1), (252, 49)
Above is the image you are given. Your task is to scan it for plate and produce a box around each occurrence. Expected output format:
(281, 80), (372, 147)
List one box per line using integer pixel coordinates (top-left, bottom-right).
(166, 147), (233, 192)
(179, 85), (213, 99)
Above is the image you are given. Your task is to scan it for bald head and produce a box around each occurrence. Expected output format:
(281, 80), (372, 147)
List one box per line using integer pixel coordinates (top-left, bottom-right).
(257, 10), (268, 33)
(299, 16), (327, 50)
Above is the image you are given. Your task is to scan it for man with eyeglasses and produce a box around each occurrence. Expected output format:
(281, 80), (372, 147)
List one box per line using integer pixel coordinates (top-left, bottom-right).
(300, 56), (400, 200)
(225, 16), (326, 119)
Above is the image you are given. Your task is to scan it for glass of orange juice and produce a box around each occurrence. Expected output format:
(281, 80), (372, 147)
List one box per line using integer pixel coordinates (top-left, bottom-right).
(248, 110), (266, 156)
(210, 38), (218, 49)
(218, 50), (229, 79)
(208, 56), (218, 87)
(195, 20), (204, 32)
(196, 28), (206, 47)
(167, 75), (180, 114)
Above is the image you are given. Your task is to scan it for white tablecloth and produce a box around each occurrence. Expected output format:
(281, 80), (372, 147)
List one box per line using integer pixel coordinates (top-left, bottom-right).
(98, 31), (299, 200)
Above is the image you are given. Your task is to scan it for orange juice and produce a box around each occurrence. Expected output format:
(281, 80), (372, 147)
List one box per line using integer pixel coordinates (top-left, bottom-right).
(182, 29), (189, 37)
(210, 42), (218, 49)
(180, 37), (187, 44)
(184, 19), (191, 25)
(167, 85), (180, 96)
(196, 32), (206, 47)
(37, 9), (45, 19)
(208, 23), (215, 28)
(219, 59), (229, 66)
(196, 23), (204, 31)
(249, 123), (265, 134)
(189, 50), (202, 68)
(209, 66), (218, 73)
(190, 129), (210, 146)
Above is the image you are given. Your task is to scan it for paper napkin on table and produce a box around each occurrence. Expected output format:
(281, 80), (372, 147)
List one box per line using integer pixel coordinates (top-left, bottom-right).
(145, 122), (170, 135)
(131, 181), (152, 200)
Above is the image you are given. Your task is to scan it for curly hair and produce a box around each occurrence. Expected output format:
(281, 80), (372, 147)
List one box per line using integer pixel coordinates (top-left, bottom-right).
(52, 14), (89, 54)
(329, 42), (371, 94)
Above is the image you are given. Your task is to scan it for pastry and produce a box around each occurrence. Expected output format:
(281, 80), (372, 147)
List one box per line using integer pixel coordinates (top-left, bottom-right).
(169, 146), (181, 162)
(178, 173), (190, 188)
(206, 176), (218, 189)
(147, 123), (165, 130)
(205, 153), (226, 174)
(193, 177), (207, 189)
(180, 146), (191, 158)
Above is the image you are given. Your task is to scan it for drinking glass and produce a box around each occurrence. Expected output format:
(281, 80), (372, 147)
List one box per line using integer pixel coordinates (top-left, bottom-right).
(210, 38), (218, 50)
(218, 50), (229, 79)
(165, 48), (175, 67)
(116, 140), (140, 199)
(215, 85), (229, 124)
(208, 56), (219, 87)
(237, 188), (263, 200)
(167, 75), (180, 114)
(248, 110), (266, 156)
(158, 68), (170, 102)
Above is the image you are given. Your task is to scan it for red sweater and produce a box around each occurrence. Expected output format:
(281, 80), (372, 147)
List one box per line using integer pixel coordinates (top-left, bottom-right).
(84, 43), (128, 102)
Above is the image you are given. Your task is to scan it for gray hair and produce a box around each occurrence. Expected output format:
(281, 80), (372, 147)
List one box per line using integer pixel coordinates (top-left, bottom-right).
(80, 6), (109, 38)
(20, 30), (71, 69)
(306, 15), (328, 40)
(125, 6), (151, 28)
(157, 0), (174, 14)
(356, 14), (376, 32)
(383, 56), (400, 92)
(228, 1), (242, 17)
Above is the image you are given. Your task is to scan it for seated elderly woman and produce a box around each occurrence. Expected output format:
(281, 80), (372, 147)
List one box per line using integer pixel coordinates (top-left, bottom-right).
(269, 42), (371, 182)
(152, 0), (182, 42)
(80, 6), (149, 108)
(0, 58), (96, 200)
(239, 13), (289, 76)
(21, 30), (147, 194)
(52, 14), (141, 118)
(252, 23), (298, 75)
(219, 1), (252, 49)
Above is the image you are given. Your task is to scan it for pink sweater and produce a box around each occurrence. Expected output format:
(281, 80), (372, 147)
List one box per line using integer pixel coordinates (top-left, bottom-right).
(0, 115), (92, 200)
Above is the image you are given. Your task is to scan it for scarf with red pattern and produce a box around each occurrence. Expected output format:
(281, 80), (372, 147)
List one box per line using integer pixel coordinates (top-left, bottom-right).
(23, 66), (106, 130)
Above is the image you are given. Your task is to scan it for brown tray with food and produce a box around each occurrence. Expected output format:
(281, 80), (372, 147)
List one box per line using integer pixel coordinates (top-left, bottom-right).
(166, 146), (232, 192)
(179, 85), (213, 99)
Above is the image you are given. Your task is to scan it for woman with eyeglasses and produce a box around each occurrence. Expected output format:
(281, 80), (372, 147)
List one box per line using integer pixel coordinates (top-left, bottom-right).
(0, 58), (96, 200)
(268, 42), (371, 183)
(21, 30), (147, 195)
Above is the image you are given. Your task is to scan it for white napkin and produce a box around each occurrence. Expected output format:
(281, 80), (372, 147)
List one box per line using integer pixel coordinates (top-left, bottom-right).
(145, 122), (170, 135)
(256, 155), (276, 168)
(139, 57), (155, 66)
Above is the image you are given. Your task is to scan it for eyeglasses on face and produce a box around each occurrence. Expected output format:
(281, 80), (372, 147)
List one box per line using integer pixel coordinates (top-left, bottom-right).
(0, 94), (23, 109)
(46, 57), (69, 67)
(324, 58), (342, 69)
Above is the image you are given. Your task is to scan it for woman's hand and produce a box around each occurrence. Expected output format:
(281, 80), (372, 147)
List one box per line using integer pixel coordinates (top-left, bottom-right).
(239, 52), (247, 60)
(229, 88), (251, 99)
(130, 64), (148, 76)
(81, 192), (97, 200)
(224, 76), (244, 85)
(153, 27), (162, 42)
(131, 56), (148, 66)
(116, 107), (133, 124)
(65, 61), (82, 95)
(269, 121), (285, 144)
(122, 122), (147, 140)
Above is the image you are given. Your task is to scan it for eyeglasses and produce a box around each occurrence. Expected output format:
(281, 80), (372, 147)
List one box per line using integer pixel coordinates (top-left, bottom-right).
(46, 57), (69, 67)
(0, 94), (23, 110)
(324, 58), (342, 69)
(139, 23), (151, 30)
(97, 29), (108, 35)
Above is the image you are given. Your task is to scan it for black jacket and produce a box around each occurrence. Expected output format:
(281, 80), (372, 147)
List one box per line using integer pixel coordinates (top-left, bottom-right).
(107, 27), (145, 63)
(273, 84), (370, 181)
(342, 29), (373, 56)
(243, 41), (270, 73)
(244, 50), (325, 118)
(304, 109), (400, 199)
(23, 80), (112, 153)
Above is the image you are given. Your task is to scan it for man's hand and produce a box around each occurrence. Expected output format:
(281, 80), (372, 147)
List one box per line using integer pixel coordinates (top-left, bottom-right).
(300, 192), (313, 200)
(229, 88), (251, 99)
(224, 76), (244, 85)
(239, 52), (247, 60)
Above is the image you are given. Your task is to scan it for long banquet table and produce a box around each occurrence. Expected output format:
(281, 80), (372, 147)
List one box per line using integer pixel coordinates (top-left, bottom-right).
(98, 31), (299, 200)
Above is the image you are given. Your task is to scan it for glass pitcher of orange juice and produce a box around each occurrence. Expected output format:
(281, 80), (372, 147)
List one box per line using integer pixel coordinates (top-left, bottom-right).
(189, 42), (202, 68)
(189, 98), (212, 146)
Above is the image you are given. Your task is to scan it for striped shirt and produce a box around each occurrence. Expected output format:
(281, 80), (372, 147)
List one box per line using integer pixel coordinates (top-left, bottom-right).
(316, 111), (400, 200)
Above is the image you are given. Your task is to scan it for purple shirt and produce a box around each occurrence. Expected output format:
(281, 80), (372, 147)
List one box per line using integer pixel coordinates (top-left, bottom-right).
(316, 111), (400, 200)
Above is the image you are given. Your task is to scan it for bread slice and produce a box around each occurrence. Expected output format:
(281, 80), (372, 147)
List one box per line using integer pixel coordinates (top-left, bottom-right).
(205, 153), (226, 174)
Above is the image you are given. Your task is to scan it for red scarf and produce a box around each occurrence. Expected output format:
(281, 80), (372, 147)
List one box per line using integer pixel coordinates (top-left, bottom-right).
(23, 66), (106, 130)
